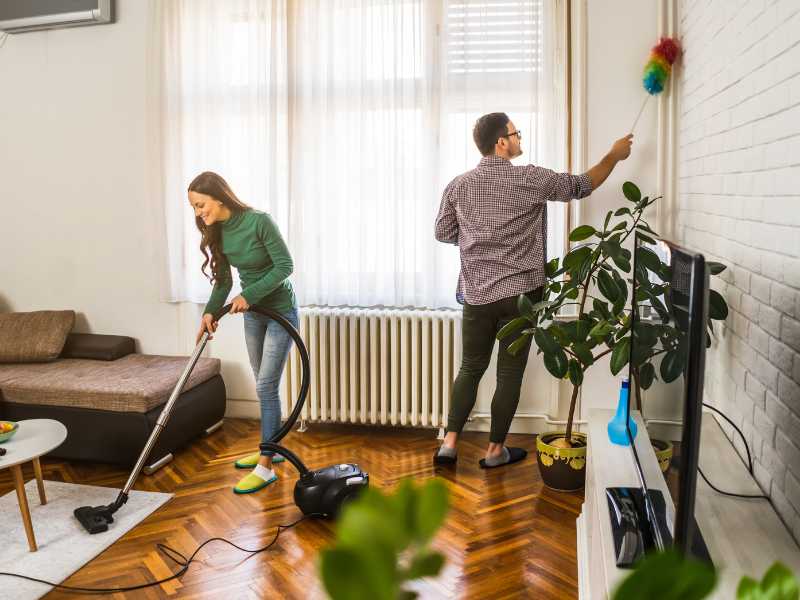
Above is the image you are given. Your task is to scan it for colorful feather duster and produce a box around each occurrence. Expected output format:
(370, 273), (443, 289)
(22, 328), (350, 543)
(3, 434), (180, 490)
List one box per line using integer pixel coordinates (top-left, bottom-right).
(632, 37), (682, 132)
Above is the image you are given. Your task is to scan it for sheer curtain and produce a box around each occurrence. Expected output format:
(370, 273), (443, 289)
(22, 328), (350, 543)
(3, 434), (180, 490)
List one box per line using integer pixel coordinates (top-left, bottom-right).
(158, 0), (289, 303)
(158, 0), (568, 309)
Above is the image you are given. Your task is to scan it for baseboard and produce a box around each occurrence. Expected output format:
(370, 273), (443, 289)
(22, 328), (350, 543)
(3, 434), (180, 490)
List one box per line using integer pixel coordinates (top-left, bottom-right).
(225, 398), (561, 436)
(225, 398), (260, 419)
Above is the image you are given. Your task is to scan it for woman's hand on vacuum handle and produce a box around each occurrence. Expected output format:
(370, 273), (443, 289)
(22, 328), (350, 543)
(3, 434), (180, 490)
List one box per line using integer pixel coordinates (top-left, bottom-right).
(196, 313), (217, 344)
(230, 294), (250, 314)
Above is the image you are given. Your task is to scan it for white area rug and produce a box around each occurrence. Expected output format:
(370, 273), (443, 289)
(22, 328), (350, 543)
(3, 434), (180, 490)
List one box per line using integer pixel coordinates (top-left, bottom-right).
(0, 480), (172, 600)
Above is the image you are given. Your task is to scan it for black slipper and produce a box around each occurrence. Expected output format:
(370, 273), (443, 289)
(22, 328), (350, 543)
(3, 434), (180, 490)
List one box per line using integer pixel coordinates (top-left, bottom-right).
(433, 449), (457, 466)
(479, 446), (527, 469)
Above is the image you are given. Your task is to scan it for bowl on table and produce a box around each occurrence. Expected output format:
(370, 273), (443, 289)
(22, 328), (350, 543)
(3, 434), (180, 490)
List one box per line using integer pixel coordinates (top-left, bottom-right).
(0, 421), (18, 443)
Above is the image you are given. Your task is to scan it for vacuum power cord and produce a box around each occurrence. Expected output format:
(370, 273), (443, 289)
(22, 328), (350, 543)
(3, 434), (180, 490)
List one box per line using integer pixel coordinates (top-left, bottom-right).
(0, 514), (318, 594)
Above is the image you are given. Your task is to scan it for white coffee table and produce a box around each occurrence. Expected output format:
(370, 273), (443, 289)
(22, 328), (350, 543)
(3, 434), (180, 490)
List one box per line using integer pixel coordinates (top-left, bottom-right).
(0, 419), (67, 551)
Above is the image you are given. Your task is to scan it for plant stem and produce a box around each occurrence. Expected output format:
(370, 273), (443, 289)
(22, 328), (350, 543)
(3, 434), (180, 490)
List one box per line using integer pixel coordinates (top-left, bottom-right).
(632, 366), (643, 413)
(565, 384), (580, 443)
(592, 346), (613, 361)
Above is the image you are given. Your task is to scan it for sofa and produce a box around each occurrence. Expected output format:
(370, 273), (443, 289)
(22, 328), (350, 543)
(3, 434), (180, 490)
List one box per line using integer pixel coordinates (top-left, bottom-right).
(0, 310), (226, 472)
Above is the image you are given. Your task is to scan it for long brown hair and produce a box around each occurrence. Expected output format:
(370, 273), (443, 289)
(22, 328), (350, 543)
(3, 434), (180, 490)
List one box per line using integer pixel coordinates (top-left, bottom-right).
(188, 171), (251, 283)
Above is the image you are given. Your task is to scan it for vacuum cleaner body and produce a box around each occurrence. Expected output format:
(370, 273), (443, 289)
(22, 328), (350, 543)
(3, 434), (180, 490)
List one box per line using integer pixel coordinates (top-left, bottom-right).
(295, 463), (369, 517)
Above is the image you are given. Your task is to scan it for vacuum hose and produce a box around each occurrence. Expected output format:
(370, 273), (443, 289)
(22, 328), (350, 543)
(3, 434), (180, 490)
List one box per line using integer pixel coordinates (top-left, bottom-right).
(212, 305), (311, 475)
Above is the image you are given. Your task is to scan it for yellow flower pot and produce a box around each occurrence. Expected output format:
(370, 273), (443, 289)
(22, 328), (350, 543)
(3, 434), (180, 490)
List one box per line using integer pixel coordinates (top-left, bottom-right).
(536, 431), (588, 492)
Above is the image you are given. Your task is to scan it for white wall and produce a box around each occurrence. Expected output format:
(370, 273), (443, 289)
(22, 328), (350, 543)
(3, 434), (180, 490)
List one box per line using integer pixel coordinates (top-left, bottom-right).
(577, 0), (660, 412)
(0, 0), (179, 351)
(677, 0), (800, 543)
(0, 2), (248, 392)
(0, 0), (664, 434)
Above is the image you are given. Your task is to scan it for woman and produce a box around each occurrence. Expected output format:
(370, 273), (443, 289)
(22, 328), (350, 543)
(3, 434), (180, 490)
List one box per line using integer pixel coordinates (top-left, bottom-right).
(189, 171), (298, 494)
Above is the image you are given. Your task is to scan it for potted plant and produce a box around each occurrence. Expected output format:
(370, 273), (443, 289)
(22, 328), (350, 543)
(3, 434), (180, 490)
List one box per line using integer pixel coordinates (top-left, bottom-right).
(612, 548), (798, 600)
(627, 234), (728, 473)
(319, 478), (449, 600)
(497, 181), (729, 491)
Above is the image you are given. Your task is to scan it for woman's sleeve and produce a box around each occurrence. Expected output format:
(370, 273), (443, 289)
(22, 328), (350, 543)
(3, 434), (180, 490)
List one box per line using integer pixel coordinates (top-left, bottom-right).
(203, 256), (233, 316)
(240, 213), (294, 305)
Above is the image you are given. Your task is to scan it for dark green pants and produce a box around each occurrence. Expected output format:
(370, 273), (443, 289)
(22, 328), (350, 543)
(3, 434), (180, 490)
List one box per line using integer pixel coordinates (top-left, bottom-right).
(447, 287), (543, 444)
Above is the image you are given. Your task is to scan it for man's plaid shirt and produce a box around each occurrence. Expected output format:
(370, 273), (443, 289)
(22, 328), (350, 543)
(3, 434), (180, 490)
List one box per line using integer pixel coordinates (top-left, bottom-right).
(435, 155), (593, 305)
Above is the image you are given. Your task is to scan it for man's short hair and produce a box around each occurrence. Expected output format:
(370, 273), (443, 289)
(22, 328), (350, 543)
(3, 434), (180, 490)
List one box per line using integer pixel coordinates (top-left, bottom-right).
(473, 112), (510, 156)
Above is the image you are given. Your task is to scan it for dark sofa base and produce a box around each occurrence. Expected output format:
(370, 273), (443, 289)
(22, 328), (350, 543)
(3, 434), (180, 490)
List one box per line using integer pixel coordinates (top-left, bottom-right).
(0, 374), (226, 468)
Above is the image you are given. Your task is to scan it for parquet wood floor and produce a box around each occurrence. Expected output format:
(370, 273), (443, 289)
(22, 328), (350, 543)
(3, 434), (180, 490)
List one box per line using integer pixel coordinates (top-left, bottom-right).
(0, 420), (583, 599)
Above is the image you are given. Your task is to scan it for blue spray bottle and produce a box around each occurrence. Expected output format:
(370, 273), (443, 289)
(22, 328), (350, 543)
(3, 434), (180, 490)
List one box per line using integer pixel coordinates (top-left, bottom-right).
(607, 377), (638, 445)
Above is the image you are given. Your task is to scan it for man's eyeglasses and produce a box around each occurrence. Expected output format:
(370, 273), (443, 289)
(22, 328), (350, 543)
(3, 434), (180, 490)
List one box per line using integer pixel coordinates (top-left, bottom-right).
(500, 130), (522, 140)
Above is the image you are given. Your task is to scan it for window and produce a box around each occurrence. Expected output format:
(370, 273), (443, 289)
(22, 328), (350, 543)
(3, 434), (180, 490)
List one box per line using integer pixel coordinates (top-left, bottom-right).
(159, 0), (568, 309)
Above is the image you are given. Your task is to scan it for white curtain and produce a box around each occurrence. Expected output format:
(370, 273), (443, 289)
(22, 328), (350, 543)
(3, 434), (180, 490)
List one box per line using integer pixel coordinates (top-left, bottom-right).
(158, 0), (289, 303)
(158, 0), (567, 309)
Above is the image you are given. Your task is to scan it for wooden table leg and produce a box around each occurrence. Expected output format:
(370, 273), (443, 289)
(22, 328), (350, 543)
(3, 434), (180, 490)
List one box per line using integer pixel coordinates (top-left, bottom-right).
(11, 464), (37, 552)
(33, 457), (47, 505)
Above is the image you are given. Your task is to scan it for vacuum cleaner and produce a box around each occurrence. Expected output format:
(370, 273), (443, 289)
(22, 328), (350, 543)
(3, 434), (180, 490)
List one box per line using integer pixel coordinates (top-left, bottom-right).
(75, 304), (369, 534)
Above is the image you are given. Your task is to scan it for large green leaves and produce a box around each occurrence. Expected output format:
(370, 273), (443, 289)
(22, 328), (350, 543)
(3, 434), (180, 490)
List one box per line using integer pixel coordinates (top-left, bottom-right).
(623, 181), (642, 203)
(568, 359), (584, 386)
(660, 348), (685, 383)
(597, 268), (620, 303)
(638, 362), (656, 389)
(709, 289), (729, 320)
(507, 333), (532, 356)
(564, 245), (593, 272)
(534, 328), (561, 354)
(706, 261), (727, 275)
(593, 298), (612, 320)
(569, 224), (597, 242)
(415, 479), (449, 542)
(543, 348), (569, 379)
(572, 342), (595, 366)
(321, 546), (394, 600)
(497, 317), (529, 340)
(517, 294), (536, 320)
(610, 337), (631, 375)
(737, 562), (799, 600)
(321, 478), (450, 600)
(406, 550), (446, 580)
(590, 320), (614, 339)
(545, 257), (560, 278)
(612, 549), (717, 600)
(636, 246), (663, 273)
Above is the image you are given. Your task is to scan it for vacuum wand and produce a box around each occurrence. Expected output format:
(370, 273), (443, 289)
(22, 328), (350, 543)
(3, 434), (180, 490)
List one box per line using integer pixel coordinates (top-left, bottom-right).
(75, 332), (212, 534)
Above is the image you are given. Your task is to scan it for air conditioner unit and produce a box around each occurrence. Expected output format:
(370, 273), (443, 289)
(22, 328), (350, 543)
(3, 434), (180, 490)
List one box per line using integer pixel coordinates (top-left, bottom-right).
(0, 0), (113, 34)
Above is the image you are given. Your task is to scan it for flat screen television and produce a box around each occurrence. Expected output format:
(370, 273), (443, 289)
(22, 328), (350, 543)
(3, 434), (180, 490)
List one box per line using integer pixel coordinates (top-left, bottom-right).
(606, 233), (712, 566)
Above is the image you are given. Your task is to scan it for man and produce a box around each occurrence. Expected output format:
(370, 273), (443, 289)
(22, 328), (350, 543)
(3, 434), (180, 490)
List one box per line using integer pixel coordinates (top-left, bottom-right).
(434, 112), (632, 468)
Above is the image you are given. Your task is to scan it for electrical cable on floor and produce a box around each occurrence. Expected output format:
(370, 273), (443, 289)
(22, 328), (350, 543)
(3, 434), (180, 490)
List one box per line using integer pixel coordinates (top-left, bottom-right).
(699, 402), (769, 500)
(0, 514), (318, 594)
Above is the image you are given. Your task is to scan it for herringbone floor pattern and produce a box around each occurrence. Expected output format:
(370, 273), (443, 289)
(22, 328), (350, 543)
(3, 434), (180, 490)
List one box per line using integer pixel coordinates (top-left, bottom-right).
(0, 420), (583, 599)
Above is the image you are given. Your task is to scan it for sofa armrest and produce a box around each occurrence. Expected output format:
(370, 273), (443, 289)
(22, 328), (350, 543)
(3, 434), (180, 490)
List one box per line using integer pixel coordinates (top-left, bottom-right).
(60, 333), (136, 361)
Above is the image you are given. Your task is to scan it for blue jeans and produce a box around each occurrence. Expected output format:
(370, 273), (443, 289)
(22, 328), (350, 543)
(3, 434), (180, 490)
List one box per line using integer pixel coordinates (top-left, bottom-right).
(243, 307), (299, 456)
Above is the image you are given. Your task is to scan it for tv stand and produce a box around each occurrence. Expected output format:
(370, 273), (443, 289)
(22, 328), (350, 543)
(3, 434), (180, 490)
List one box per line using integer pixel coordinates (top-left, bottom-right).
(578, 409), (800, 599)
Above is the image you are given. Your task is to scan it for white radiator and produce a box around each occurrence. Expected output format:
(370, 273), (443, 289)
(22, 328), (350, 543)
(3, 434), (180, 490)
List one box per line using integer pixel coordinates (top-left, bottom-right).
(280, 307), (462, 428)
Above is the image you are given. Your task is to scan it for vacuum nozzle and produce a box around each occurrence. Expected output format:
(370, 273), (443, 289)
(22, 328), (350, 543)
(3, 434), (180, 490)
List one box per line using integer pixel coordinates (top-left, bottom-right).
(74, 505), (114, 534)
(74, 493), (127, 534)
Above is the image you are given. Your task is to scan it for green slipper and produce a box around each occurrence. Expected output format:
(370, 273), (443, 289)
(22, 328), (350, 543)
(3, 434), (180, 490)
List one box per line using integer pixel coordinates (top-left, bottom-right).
(234, 452), (285, 468)
(233, 467), (278, 494)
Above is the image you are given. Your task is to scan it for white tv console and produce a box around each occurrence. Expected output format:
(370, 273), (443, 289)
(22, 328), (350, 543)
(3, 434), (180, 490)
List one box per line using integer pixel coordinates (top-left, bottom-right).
(577, 409), (800, 599)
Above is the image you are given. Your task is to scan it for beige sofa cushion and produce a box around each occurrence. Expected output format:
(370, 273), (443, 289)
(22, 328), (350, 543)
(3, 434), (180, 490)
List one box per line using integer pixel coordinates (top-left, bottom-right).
(0, 354), (221, 413)
(0, 311), (76, 363)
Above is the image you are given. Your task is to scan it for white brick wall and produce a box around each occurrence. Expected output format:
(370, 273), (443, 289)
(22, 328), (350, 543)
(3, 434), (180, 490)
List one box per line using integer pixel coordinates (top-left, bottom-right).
(679, 0), (800, 544)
